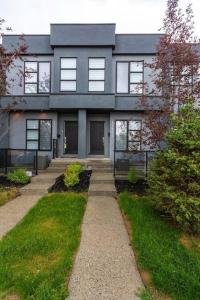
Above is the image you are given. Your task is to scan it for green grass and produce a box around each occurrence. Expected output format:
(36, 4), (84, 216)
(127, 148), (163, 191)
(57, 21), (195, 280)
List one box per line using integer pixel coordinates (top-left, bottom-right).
(0, 192), (86, 300)
(120, 192), (200, 300)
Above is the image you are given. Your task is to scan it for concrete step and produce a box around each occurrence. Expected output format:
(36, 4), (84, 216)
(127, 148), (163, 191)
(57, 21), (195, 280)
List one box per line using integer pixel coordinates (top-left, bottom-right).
(92, 167), (113, 173)
(31, 173), (61, 183)
(91, 173), (114, 181)
(88, 183), (116, 197)
(41, 167), (66, 173)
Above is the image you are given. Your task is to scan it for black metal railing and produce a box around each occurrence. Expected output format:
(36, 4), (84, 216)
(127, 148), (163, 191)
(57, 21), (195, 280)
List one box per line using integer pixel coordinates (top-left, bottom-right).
(114, 150), (156, 177)
(52, 139), (58, 159)
(0, 149), (38, 175)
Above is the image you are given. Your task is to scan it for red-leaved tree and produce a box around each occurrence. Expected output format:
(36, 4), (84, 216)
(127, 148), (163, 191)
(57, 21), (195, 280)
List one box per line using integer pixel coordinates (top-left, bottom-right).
(141, 0), (200, 149)
(0, 18), (27, 145)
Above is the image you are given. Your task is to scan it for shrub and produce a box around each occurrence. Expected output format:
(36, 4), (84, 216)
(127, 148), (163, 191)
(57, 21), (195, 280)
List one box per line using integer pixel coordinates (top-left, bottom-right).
(7, 168), (30, 185)
(148, 102), (200, 233)
(0, 187), (20, 206)
(64, 163), (83, 188)
(128, 166), (138, 184)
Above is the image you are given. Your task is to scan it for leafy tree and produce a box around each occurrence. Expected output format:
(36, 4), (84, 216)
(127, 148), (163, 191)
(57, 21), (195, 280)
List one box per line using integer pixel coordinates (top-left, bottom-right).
(141, 0), (200, 149)
(148, 101), (200, 233)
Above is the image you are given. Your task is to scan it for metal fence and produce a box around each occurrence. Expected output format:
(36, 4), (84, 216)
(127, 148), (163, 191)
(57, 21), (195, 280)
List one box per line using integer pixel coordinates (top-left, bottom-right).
(114, 150), (156, 178)
(0, 149), (38, 175)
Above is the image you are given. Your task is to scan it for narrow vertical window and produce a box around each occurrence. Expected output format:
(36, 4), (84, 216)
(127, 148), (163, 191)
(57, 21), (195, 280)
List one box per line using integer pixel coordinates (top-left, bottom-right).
(89, 58), (105, 92)
(60, 58), (77, 91)
(116, 62), (129, 93)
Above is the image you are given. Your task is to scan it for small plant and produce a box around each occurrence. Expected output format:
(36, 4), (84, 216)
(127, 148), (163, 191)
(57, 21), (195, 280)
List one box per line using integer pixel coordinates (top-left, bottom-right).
(128, 166), (138, 184)
(7, 168), (30, 185)
(64, 163), (83, 188)
(0, 187), (20, 206)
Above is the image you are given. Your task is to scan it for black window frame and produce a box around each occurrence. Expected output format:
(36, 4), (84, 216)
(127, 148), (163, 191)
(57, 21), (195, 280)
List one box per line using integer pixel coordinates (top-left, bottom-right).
(60, 57), (77, 92)
(170, 64), (194, 96)
(24, 61), (51, 94)
(88, 57), (105, 92)
(26, 119), (52, 151)
(116, 60), (144, 95)
(115, 119), (142, 151)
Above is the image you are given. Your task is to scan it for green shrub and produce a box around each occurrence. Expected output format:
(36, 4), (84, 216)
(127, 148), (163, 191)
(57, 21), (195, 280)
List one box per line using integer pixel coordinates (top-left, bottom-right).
(148, 102), (200, 233)
(128, 166), (138, 184)
(64, 163), (83, 188)
(7, 168), (30, 185)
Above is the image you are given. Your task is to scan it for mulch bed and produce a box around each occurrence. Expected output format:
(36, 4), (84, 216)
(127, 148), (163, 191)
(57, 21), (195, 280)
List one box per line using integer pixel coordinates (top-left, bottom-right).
(0, 175), (27, 189)
(115, 179), (148, 195)
(49, 170), (92, 193)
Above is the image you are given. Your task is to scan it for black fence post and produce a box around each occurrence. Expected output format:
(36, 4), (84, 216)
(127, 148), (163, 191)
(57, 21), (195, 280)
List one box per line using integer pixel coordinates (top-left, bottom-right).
(35, 150), (38, 175)
(5, 149), (8, 174)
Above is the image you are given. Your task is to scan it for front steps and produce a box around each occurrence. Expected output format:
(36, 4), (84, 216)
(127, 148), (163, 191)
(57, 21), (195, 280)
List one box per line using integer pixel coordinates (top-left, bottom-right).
(88, 161), (116, 197)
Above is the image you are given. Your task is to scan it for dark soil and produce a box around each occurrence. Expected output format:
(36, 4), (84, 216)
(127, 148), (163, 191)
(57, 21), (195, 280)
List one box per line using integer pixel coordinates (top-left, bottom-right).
(115, 179), (148, 195)
(49, 170), (92, 193)
(0, 175), (28, 189)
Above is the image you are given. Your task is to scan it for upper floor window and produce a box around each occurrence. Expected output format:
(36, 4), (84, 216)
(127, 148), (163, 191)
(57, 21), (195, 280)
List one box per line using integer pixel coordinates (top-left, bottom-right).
(60, 58), (77, 92)
(25, 62), (50, 94)
(26, 119), (52, 150)
(116, 61), (144, 94)
(89, 58), (105, 92)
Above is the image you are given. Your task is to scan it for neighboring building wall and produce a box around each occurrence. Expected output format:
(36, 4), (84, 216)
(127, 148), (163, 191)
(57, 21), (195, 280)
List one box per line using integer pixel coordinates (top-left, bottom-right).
(9, 111), (58, 158)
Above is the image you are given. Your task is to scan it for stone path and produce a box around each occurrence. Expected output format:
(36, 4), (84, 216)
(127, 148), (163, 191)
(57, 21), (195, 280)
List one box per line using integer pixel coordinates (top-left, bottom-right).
(68, 161), (143, 300)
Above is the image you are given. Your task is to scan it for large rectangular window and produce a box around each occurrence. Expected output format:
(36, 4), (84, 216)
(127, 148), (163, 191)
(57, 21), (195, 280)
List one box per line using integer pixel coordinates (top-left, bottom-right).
(24, 62), (50, 94)
(89, 58), (105, 92)
(26, 119), (52, 151)
(115, 120), (142, 151)
(60, 58), (77, 92)
(116, 61), (144, 94)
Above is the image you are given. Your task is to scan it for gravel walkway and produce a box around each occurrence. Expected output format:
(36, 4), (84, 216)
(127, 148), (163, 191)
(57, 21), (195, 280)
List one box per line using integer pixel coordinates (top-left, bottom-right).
(68, 195), (143, 300)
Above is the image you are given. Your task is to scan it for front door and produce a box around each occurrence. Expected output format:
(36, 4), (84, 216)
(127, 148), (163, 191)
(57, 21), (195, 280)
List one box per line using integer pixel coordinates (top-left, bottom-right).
(65, 121), (78, 154)
(90, 121), (104, 155)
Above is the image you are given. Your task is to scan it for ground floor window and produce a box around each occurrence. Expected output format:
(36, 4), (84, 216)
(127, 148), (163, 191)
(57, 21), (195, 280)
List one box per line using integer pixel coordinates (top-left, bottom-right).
(115, 120), (142, 151)
(26, 119), (52, 150)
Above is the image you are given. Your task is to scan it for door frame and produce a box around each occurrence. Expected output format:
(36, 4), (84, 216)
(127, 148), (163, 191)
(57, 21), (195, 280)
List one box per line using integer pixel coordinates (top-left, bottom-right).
(89, 120), (105, 155)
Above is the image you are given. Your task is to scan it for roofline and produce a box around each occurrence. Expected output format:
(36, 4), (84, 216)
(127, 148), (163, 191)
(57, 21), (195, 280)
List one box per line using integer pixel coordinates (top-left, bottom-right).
(3, 34), (50, 37)
(50, 23), (116, 25)
(115, 33), (164, 36)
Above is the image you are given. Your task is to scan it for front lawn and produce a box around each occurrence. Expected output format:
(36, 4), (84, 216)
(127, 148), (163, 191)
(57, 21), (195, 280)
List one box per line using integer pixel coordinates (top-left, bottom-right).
(120, 192), (200, 300)
(0, 192), (86, 300)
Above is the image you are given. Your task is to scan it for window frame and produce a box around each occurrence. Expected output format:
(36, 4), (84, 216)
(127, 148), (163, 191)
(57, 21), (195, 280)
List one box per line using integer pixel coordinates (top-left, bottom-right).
(114, 119), (142, 151)
(24, 61), (51, 94)
(116, 60), (144, 95)
(60, 57), (77, 92)
(26, 119), (52, 151)
(88, 57), (105, 92)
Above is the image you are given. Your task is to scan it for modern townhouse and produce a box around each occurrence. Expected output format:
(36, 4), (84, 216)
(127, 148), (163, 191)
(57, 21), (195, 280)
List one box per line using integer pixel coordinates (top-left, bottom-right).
(0, 24), (162, 171)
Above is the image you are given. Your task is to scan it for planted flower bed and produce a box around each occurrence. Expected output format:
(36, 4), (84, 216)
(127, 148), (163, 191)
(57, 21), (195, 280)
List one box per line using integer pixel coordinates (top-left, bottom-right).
(50, 163), (92, 193)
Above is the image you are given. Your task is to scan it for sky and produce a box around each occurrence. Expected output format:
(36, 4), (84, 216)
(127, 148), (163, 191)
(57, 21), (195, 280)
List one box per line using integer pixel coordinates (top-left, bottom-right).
(1, 0), (200, 36)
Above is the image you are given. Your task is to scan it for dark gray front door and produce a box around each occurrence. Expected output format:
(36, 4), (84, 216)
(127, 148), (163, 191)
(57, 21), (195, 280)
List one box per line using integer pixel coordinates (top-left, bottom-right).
(65, 121), (78, 154)
(90, 121), (104, 155)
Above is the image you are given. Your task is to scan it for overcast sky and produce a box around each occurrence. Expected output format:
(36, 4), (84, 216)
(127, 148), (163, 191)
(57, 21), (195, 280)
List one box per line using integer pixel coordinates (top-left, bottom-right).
(1, 0), (200, 36)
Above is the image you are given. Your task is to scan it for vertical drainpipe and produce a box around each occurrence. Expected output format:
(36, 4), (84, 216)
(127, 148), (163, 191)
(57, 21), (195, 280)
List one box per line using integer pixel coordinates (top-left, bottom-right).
(78, 109), (87, 159)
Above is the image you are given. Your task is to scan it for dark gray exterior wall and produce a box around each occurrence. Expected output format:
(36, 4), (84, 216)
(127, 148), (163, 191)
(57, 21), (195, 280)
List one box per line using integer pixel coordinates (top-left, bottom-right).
(78, 110), (87, 158)
(52, 47), (113, 94)
(0, 111), (9, 148)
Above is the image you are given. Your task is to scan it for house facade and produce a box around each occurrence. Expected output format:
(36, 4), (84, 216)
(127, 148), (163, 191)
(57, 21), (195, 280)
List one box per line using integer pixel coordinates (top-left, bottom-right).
(0, 24), (162, 161)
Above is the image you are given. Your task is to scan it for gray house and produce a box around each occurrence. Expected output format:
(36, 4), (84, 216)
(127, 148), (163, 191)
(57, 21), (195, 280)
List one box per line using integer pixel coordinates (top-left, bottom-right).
(0, 24), (161, 164)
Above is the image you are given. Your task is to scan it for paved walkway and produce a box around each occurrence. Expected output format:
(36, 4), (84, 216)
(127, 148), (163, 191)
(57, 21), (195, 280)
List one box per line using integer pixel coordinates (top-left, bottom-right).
(0, 171), (63, 239)
(68, 164), (143, 300)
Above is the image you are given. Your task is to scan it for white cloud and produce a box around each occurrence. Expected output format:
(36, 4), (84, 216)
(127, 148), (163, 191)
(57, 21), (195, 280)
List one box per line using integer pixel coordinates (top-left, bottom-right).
(1, 0), (200, 36)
